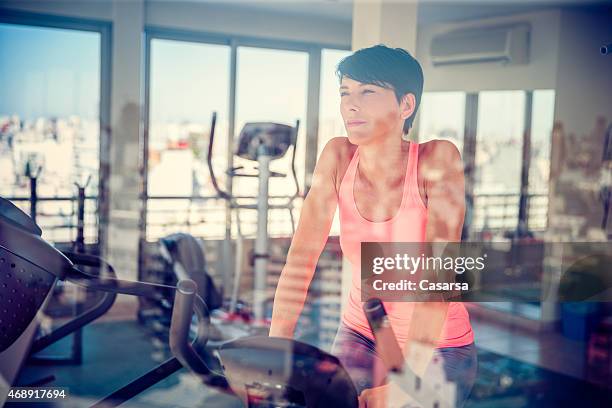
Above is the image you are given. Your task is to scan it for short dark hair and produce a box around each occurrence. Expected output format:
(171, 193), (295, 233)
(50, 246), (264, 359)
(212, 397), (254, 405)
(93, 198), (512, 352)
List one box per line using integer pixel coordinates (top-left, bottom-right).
(335, 44), (424, 135)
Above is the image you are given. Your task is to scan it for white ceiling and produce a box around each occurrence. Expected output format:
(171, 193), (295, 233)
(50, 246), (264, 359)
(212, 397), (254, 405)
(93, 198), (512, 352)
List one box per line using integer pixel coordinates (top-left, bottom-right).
(188, 0), (612, 24)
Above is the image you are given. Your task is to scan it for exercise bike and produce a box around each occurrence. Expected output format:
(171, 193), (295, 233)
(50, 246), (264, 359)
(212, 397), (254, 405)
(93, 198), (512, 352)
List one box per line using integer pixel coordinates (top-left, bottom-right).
(1, 196), (459, 407)
(0, 196), (359, 408)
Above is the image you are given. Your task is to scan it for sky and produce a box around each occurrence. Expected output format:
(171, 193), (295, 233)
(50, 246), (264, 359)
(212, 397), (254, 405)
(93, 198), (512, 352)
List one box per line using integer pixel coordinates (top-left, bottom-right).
(0, 23), (100, 120)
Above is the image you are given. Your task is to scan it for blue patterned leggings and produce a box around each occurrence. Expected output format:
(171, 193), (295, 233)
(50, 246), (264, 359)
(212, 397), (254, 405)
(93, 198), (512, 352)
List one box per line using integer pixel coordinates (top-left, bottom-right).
(331, 322), (478, 407)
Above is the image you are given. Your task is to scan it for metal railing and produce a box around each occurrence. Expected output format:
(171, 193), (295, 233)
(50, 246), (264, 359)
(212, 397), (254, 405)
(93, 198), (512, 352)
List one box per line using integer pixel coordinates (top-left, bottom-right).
(2, 193), (302, 244)
(4, 191), (547, 244)
(146, 192), (547, 241)
(471, 192), (549, 233)
(4, 195), (99, 244)
(144, 194), (303, 241)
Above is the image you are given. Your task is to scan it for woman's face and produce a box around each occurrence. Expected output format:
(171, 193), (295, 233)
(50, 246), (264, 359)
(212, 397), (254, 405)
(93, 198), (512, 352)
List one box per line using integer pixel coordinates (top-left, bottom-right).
(339, 76), (413, 145)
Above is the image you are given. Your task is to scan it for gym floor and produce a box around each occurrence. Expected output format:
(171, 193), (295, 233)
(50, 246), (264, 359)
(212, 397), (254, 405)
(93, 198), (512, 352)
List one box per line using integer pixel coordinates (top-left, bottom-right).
(11, 318), (242, 407)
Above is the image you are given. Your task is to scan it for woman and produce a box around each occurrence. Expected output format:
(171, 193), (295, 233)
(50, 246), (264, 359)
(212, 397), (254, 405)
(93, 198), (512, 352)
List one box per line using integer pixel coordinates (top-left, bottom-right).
(269, 44), (477, 407)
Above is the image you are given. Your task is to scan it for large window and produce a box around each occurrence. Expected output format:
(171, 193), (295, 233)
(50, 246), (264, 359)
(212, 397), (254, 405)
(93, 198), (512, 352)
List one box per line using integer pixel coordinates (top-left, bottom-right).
(146, 39), (231, 240)
(233, 46), (309, 237)
(0, 22), (102, 243)
(417, 90), (554, 236)
(146, 41), (309, 239)
(475, 91), (525, 195)
(417, 92), (466, 152)
(469, 90), (555, 234)
(473, 91), (526, 232)
(528, 90), (555, 230)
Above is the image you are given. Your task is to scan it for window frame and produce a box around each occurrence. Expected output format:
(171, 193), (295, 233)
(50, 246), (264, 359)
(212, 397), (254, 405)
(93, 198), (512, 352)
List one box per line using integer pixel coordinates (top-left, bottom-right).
(0, 10), (112, 247)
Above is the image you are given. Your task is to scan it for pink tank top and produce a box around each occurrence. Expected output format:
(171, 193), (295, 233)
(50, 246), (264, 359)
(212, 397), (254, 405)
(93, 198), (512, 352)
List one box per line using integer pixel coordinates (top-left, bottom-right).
(338, 141), (474, 349)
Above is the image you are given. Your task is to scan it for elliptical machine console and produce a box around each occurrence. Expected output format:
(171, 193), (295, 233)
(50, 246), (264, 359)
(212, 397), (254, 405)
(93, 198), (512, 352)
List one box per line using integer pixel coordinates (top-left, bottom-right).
(235, 122), (295, 161)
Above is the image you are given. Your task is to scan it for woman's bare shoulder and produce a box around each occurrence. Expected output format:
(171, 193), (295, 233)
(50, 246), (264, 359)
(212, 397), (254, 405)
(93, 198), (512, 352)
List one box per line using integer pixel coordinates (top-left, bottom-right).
(417, 139), (463, 197)
(418, 139), (462, 167)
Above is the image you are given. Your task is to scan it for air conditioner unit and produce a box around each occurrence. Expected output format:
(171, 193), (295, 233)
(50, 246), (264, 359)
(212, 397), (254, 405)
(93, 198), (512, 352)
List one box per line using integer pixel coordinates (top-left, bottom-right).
(430, 23), (530, 66)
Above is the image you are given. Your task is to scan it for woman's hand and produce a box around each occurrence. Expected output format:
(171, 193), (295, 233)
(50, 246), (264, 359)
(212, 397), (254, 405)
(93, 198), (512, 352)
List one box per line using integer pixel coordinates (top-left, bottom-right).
(358, 382), (419, 408)
(359, 384), (390, 408)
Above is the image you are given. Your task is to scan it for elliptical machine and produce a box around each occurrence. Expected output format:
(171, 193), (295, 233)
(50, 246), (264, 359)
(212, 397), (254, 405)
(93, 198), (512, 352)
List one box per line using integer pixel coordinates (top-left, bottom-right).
(207, 112), (301, 324)
(137, 113), (300, 339)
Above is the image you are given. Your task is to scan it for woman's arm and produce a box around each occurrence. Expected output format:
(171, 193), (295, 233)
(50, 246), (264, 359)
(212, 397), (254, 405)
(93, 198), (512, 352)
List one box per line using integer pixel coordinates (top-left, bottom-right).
(403, 139), (466, 376)
(268, 137), (344, 338)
